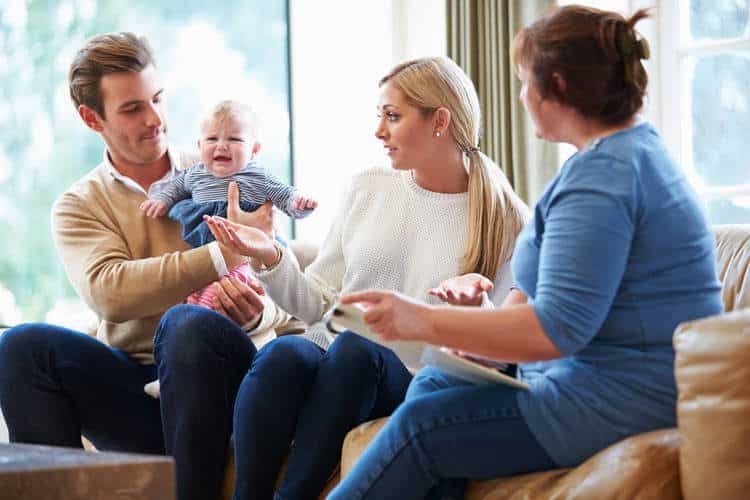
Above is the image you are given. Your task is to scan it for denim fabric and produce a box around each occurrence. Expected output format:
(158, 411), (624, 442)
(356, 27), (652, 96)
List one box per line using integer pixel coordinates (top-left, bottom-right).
(0, 323), (164, 453)
(232, 335), (325, 500)
(154, 304), (257, 500)
(169, 199), (265, 248)
(232, 331), (413, 500)
(328, 366), (555, 500)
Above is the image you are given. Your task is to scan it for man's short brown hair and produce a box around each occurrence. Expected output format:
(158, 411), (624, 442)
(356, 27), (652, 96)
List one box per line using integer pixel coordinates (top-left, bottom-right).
(68, 32), (155, 119)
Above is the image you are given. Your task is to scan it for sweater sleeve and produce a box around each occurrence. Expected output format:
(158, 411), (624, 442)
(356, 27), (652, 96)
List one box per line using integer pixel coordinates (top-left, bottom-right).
(51, 190), (219, 323)
(256, 181), (353, 324)
(532, 156), (639, 356)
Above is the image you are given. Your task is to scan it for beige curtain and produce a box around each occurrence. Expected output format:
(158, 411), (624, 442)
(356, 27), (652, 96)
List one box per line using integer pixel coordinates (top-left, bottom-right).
(447, 0), (556, 205)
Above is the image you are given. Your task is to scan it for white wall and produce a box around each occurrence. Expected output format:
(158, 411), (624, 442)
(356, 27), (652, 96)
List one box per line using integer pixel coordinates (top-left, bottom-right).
(290, 0), (446, 243)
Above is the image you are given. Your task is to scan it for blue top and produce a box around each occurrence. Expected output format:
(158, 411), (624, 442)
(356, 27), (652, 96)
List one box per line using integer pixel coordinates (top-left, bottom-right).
(513, 122), (722, 467)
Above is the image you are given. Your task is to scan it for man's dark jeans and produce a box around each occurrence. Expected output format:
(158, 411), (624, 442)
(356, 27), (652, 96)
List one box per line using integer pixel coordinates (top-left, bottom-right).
(0, 304), (255, 500)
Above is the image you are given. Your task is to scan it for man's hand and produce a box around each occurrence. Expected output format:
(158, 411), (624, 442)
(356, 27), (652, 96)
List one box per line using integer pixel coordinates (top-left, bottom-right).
(140, 199), (168, 218)
(226, 182), (275, 238)
(292, 194), (318, 212)
(212, 276), (266, 328)
(428, 273), (494, 306)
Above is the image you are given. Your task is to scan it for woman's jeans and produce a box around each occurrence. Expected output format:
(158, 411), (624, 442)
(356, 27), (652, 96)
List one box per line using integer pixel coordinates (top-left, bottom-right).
(0, 304), (256, 500)
(328, 366), (556, 500)
(232, 330), (413, 500)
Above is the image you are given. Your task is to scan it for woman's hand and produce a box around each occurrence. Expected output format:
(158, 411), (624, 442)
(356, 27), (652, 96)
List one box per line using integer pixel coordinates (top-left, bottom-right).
(226, 181), (275, 238)
(340, 289), (436, 343)
(428, 273), (494, 306)
(204, 215), (279, 266)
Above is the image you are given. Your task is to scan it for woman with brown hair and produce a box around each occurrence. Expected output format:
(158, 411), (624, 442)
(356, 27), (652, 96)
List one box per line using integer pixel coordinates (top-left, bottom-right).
(204, 56), (528, 499)
(327, 6), (723, 499)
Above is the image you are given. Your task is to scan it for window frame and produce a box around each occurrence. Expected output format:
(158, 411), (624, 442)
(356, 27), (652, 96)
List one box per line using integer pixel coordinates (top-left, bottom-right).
(659, 0), (750, 204)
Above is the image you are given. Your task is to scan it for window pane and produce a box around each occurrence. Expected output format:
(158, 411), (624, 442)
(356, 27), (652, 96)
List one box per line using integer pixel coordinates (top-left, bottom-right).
(691, 53), (750, 188)
(704, 197), (750, 224)
(0, 1), (291, 324)
(690, 0), (749, 41)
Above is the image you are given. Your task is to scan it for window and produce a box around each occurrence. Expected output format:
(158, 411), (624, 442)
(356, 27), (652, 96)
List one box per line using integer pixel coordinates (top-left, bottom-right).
(0, 0), (292, 326)
(660, 0), (750, 224)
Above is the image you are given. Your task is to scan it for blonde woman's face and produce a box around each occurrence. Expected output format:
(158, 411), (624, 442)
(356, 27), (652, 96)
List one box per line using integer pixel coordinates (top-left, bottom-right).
(375, 83), (435, 170)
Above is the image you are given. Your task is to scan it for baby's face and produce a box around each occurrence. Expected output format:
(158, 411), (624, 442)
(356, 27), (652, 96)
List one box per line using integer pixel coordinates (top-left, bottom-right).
(199, 116), (255, 178)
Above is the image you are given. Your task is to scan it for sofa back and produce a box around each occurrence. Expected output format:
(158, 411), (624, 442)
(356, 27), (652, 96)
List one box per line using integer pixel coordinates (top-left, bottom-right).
(675, 224), (750, 500)
(713, 224), (750, 311)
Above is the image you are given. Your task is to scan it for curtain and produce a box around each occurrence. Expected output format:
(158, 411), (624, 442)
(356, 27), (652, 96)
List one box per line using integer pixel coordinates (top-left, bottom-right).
(447, 0), (556, 205)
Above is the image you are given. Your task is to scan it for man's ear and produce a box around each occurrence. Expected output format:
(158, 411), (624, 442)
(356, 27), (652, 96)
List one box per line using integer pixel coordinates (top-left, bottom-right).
(434, 107), (451, 137)
(551, 72), (567, 96)
(78, 105), (104, 132)
(250, 142), (262, 159)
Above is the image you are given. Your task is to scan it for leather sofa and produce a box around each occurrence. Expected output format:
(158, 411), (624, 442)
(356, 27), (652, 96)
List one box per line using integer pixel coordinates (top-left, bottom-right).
(337, 224), (750, 500)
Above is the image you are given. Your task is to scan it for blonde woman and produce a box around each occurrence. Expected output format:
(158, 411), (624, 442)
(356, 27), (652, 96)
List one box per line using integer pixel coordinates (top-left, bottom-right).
(329, 6), (723, 500)
(204, 57), (528, 499)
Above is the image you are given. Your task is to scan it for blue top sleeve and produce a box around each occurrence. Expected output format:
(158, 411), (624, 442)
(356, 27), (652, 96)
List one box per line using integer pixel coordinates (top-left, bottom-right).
(532, 155), (639, 355)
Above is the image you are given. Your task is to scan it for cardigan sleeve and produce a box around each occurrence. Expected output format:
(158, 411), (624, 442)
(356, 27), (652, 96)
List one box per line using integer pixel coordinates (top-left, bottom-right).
(257, 180), (354, 324)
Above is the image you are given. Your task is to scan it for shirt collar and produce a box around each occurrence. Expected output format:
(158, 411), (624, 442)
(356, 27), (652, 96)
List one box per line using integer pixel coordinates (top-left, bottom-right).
(104, 148), (181, 197)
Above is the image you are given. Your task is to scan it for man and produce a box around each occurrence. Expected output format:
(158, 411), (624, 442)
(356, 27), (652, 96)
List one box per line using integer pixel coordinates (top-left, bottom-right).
(0, 32), (290, 500)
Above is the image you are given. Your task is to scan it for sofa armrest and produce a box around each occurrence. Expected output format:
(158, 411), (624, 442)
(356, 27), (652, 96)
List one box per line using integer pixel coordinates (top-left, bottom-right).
(675, 308), (750, 500)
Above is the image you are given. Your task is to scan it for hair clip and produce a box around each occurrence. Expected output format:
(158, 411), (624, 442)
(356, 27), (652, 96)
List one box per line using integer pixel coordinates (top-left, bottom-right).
(637, 38), (650, 60)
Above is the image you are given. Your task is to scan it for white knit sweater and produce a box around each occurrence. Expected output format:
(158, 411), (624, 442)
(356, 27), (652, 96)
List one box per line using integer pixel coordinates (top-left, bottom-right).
(257, 166), (513, 369)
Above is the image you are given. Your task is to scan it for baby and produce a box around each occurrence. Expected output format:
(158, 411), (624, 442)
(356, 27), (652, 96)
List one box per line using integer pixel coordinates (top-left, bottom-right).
(141, 99), (316, 304)
(141, 100), (316, 397)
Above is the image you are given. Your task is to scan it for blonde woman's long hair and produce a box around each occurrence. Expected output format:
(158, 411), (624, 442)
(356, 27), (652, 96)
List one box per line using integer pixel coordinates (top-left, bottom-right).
(380, 57), (529, 280)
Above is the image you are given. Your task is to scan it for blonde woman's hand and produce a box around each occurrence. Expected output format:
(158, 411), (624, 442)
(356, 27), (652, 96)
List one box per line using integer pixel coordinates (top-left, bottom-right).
(203, 215), (278, 266)
(226, 181), (275, 238)
(428, 273), (494, 306)
(340, 289), (436, 343)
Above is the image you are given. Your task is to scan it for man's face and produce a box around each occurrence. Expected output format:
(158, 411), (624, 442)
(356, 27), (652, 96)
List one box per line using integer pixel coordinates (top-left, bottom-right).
(95, 65), (168, 168)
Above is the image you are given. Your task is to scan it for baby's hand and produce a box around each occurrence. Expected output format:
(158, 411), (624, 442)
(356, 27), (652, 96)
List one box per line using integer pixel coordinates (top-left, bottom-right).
(140, 199), (168, 218)
(293, 194), (318, 212)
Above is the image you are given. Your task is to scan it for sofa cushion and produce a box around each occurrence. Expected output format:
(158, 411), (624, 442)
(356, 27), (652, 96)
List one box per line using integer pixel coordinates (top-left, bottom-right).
(675, 308), (750, 500)
(713, 225), (750, 311)
(341, 419), (681, 500)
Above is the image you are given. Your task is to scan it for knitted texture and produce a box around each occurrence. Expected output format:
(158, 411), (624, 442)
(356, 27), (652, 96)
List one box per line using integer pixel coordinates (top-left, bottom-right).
(258, 166), (512, 366)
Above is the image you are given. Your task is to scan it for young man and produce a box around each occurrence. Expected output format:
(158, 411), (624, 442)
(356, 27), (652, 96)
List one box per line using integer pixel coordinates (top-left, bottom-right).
(0, 32), (290, 500)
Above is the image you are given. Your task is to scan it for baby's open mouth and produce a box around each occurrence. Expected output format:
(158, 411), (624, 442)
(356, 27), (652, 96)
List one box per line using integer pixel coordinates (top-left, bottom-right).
(214, 156), (232, 162)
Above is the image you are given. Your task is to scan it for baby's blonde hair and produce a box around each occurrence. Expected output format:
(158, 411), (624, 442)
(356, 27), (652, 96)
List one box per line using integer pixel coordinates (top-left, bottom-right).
(200, 100), (260, 141)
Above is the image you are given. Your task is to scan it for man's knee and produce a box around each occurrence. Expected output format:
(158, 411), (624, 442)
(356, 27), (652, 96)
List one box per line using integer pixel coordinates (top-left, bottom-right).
(154, 304), (234, 366)
(0, 323), (65, 382)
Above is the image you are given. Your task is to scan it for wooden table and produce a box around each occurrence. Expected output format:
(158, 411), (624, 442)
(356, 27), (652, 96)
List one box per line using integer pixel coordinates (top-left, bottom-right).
(0, 442), (174, 499)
